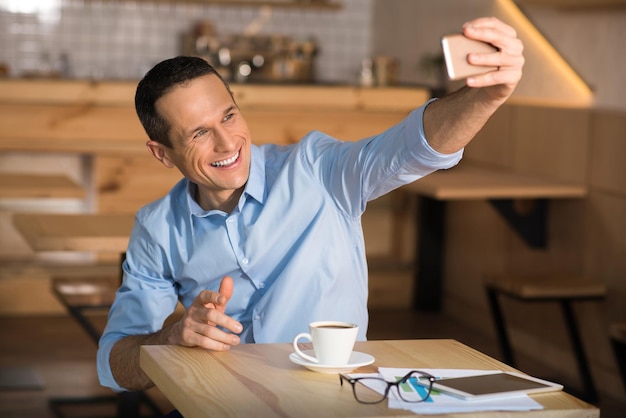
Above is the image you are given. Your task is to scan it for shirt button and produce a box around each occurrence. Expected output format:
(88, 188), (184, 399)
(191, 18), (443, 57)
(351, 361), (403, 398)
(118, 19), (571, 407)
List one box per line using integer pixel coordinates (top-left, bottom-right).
(242, 258), (249, 264)
(254, 315), (261, 321)
(259, 282), (265, 289)
(227, 218), (234, 223)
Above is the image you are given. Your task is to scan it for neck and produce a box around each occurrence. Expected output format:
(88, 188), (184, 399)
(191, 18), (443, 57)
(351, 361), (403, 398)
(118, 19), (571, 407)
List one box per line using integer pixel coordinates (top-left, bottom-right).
(195, 184), (243, 213)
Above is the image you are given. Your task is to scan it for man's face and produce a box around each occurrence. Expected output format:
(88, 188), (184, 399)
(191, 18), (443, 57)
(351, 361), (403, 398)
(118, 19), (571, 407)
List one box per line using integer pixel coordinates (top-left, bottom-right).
(152, 74), (252, 211)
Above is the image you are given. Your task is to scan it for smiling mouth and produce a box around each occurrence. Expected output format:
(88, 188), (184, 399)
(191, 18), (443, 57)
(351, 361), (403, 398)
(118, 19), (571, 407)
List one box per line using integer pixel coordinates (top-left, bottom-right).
(211, 151), (240, 168)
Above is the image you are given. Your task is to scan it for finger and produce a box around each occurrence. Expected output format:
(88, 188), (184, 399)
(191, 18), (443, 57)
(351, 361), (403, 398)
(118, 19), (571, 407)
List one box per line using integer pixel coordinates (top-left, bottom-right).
(178, 310), (242, 345)
(198, 322), (241, 346)
(467, 47), (525, 70)
(466, 66), (522, 88)
(196, 287), (227, 308)
(196, 276), (235, 308)
(187, 299), (243, 332)
(463, 21), (522, 55)
(179, 322), (240, 351)
(218, 276), (234, 306)
(464, 17), (517, 38)
(205, 307), (243, 334)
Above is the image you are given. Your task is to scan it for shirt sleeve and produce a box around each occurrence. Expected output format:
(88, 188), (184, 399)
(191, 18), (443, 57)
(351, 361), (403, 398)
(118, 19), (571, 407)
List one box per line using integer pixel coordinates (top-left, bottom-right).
(97, 217), (179, 392)
(365, 98), (463, 200)
(299, 99), (463, 217)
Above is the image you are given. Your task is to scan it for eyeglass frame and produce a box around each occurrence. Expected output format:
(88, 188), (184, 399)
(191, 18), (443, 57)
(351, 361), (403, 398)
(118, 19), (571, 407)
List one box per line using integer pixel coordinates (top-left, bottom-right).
(339, 369), (436, 404)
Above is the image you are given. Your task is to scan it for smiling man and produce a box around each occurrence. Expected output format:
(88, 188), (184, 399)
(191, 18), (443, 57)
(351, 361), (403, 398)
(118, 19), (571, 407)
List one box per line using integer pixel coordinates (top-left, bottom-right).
(146, 74), (252, 213)
(98, 16), (524, 393)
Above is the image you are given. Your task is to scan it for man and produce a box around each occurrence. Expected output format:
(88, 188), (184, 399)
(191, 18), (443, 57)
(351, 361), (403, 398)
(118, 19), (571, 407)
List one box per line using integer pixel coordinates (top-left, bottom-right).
(98, 16), (524, 392)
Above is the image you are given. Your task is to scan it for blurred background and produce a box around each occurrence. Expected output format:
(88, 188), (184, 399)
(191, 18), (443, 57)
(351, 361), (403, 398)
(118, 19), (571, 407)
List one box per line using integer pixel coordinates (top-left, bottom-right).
(0, 1), (625, 417)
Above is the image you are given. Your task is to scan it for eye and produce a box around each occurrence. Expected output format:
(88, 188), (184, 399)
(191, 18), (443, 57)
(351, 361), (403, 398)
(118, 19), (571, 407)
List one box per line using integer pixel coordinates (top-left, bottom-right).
(193, 129), (207, 139)
(223, 112), (235, 123)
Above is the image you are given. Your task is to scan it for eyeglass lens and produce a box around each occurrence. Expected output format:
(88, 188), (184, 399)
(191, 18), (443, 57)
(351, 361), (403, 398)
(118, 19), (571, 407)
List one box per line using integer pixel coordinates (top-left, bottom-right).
(351, 377), (388, 403)
(396, 374), (432, 402)
(349, 373), (432, 404)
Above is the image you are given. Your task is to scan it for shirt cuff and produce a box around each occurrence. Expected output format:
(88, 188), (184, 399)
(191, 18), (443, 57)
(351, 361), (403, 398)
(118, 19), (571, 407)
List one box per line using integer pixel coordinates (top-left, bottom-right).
(410, 99), (464, 170)
(97, 336), (125, 392)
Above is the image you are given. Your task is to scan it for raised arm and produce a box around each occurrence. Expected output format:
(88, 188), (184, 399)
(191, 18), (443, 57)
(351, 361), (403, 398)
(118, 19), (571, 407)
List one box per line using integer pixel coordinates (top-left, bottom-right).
(424, 17), (525, 154)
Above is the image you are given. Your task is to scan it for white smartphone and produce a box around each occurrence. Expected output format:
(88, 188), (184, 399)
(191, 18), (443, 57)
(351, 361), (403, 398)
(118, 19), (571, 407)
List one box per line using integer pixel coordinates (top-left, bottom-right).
(441, 33), (498, 80)
(428, 371), (563, 401)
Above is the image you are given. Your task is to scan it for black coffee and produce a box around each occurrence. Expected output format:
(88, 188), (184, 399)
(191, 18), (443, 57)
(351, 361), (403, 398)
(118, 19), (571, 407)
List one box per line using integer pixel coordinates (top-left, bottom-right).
(317, 325), (353, 329)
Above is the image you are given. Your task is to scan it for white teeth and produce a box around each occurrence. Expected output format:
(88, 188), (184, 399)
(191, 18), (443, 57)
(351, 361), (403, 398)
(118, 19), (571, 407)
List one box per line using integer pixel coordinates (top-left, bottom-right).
(211, 151), (239, 167)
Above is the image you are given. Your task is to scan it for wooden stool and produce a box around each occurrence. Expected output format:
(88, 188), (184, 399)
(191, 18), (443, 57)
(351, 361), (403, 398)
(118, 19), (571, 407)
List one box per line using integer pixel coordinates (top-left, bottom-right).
(610, 323), (626, 395)
(484, 275), (606, 403)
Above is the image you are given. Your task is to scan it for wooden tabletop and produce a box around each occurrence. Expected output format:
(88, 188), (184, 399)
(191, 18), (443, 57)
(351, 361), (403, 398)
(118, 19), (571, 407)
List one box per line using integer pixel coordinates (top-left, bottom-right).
(140, 339), (598, 418)
(403, 164), (587, 200)
(12, 213), (134, 252)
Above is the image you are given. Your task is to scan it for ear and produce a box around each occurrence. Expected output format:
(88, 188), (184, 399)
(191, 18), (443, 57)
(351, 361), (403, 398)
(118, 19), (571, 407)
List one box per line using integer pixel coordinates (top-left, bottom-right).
(146, 141), (175, 168)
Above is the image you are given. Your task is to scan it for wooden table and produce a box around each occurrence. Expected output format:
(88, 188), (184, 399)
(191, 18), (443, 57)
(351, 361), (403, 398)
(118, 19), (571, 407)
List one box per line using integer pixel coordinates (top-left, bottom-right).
(140, 339), (598, 418)
(404, 165), (587, 200)
(12, 213), (134, 253)
(402, 164), (587, 311)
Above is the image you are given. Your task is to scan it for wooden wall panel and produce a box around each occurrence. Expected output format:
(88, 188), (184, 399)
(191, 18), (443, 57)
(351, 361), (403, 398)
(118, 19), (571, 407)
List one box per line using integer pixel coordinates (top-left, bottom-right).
(584, 192), (626, 319)
(367, 267), (414, 309)
(589, 109), (626, 195)
(463, 105), (515, 169)
(510, 105), (590, 183)
(442, 201), (510, 317)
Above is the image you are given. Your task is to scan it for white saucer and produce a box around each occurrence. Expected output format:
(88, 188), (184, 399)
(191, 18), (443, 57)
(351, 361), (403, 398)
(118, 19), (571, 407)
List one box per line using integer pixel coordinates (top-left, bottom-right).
(289, 350), (375, 374)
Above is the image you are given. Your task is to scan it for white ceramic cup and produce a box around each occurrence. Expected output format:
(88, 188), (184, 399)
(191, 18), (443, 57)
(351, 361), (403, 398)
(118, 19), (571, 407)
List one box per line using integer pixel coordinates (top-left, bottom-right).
(292, 321), (358, 366)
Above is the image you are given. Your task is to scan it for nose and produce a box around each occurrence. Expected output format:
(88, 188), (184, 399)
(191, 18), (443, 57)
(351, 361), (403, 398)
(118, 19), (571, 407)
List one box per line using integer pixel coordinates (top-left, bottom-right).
(212, 126), (234, 152)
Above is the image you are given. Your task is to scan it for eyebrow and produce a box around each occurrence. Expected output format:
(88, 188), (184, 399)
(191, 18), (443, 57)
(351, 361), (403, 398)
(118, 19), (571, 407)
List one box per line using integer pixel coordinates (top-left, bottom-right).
(223, 105), (237, 116)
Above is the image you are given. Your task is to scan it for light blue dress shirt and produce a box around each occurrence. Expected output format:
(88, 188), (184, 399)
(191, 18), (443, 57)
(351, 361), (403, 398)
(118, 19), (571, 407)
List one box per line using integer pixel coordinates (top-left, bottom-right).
(97, 102), (462, 391)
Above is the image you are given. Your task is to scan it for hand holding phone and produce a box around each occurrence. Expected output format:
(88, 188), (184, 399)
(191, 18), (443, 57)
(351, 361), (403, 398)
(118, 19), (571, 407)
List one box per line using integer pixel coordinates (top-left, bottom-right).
(441, 34), (498, 80)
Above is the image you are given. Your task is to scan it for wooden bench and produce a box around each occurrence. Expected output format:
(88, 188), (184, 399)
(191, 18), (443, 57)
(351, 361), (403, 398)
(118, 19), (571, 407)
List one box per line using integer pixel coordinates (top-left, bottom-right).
(484, 275), (606, 403)
(0, 173), (85, 199)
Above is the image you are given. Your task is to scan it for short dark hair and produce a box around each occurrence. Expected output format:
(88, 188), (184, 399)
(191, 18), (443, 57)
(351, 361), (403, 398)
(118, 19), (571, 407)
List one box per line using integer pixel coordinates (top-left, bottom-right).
(135, 56), (233, 148)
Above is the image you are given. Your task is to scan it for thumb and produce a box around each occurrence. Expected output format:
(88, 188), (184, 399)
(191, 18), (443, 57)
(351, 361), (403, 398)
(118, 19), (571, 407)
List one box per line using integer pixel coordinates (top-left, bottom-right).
(218, 276), (234, 306)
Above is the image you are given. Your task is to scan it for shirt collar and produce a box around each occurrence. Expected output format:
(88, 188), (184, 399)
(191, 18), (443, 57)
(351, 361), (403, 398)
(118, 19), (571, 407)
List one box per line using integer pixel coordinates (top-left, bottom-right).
(243, 144), (265, 206)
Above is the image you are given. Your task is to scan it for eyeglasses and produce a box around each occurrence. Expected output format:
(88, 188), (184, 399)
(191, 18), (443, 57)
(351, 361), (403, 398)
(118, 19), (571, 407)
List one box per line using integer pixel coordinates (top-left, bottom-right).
(339, 370), (435, 404)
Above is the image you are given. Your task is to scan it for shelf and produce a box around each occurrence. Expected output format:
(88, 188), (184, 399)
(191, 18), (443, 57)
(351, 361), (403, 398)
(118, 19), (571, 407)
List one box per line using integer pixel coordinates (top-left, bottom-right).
(130, 0), (342, 9)
(515, 0), (626, 9)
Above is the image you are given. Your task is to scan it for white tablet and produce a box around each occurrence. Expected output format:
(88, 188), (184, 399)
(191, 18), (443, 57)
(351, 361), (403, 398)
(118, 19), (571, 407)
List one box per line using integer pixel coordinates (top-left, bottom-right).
(429, 371), (563, 401)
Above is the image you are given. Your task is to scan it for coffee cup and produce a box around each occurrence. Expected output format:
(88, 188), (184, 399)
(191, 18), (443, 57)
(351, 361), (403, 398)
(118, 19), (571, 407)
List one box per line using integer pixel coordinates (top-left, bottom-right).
(292, 321), (358, 366)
